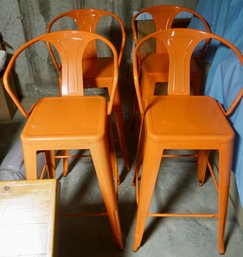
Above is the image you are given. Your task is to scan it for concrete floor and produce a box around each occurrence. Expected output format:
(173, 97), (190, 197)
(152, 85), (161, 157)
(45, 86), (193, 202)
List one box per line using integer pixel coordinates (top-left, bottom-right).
(0, 99), (243, 257)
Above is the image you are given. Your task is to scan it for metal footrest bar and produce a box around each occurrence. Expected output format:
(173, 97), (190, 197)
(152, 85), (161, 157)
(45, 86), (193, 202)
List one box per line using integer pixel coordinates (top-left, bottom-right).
(207, 161), (219, 193)
(61, 212), (108, 218)
(55, 154), (91, 159)
(148, 213), (218, 218)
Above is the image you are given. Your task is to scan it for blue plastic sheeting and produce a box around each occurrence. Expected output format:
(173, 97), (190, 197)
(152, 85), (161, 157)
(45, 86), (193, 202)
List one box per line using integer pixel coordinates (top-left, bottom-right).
(191, 0), (243, 205)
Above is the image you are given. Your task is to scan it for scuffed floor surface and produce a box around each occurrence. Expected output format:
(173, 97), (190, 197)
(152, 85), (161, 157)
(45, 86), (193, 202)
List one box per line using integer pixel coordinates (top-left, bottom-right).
(57, 154), (243, 257)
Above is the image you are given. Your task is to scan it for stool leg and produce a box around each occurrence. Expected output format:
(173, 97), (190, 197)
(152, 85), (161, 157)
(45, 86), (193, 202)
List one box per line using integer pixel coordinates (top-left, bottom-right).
(218, 143), (233, 254)
(113, 89), (130, 171)
(198, 150), (209, 185)
(21, 143), (38, 180)
(91, 137), (124, 250)
(132, 117), (145, 186)
(62, 150), (69, 176)
(107, 121), (119, 194)
(45, 150), (56, 178)
(130, 97), (139, 132)
(133, 139), (162, 251)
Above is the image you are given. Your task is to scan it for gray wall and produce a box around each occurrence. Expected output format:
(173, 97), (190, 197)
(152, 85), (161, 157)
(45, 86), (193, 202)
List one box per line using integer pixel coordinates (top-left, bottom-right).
(0, 0), (198, 101)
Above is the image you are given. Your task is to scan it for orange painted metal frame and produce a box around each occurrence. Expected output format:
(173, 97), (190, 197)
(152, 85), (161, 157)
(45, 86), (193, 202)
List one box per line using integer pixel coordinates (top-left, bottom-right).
(132, 5), (211, 99)
(47, 9), (129, 173)
(3, 31), (123, 249)
(132, 28), (243, 254)
(131, 5), (211, 185)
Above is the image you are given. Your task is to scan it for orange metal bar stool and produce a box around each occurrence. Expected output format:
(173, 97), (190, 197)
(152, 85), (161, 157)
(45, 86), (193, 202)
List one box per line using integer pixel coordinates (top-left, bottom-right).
(131, 5), (211, 185)
(132, 28), (243, 254)
(47, 9), (130, 173)
(132, 5), (211, 100)
(3, 31), (123, 249)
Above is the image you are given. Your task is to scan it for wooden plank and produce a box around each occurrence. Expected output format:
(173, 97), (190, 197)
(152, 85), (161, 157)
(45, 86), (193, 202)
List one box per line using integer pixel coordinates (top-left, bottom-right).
(0, 179), (58, 257)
